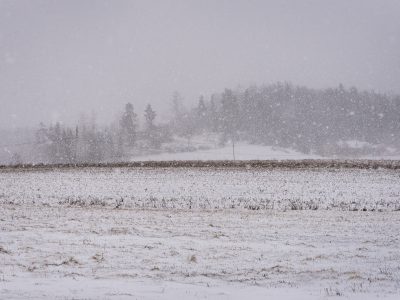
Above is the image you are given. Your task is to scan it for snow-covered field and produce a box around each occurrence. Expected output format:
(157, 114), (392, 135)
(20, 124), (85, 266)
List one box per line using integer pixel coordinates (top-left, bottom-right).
(1, 167), (399, 211)
(1, 166), (400, 299)
(132, 143), (321, 161)
(130, 140), (400, 161)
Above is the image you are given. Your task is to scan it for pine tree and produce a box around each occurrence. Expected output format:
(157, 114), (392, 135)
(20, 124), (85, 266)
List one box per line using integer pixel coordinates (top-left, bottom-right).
(120, 103), (137, 146)
(196, 95), (207, 133)
(170, 91), (186, 133)
(220, 89), (239, 146)
(144, 104), (159, 148)
(144, 104), (156, 130)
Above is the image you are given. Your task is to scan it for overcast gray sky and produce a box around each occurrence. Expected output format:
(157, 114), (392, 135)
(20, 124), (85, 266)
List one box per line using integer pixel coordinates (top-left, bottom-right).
(0, 0), (399, 128)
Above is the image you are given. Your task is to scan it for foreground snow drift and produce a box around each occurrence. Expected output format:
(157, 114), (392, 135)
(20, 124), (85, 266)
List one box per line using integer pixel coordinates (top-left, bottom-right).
(1, 167), (400, 299)
(1, 206), (399, 299)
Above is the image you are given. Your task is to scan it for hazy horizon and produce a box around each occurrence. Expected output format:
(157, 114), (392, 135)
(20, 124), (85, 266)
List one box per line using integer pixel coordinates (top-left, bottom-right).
(1, 0), (399, 129)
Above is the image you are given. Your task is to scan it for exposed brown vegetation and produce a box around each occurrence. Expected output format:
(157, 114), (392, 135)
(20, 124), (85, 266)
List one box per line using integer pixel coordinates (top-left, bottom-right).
(0, 159), (399, 172)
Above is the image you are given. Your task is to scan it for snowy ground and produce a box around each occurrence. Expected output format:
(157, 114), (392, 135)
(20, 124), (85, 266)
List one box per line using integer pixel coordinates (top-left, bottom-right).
(1, 167), (399, 211)
(1, 166), (400, 299)
(132, 143), (320, 161)
(130, 139), (400, 161)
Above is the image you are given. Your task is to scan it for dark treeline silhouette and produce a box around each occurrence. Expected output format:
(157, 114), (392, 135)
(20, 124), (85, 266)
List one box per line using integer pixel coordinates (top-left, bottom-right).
(187, 83), (400, 156)
(1, 82), (399, 164)
(31, 103), (172, 164)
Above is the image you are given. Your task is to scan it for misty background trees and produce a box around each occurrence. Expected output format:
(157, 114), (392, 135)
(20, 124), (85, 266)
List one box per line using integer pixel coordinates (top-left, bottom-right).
(1, 82), (399, 164)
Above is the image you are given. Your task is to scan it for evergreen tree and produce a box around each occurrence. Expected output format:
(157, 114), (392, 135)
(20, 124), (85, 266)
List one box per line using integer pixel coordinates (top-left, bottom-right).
(144, 104), (159, 148)
(220, 89), (239, 145)
(196, 95), (207, 133)
(120, 103), (137, 146)
(144, 104), (156, 130)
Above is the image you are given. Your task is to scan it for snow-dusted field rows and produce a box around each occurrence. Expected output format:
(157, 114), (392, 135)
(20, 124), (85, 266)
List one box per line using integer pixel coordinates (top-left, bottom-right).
(1, 167), (399, 211)
(1, 206), (400, 299)
(1, 167), (400, 299)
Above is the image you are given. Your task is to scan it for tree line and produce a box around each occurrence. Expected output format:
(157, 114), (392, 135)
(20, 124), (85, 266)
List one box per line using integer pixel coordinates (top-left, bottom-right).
(34, 103), (170, 163)
(30, 82), (400, 163)
(188, 83), (400, 156)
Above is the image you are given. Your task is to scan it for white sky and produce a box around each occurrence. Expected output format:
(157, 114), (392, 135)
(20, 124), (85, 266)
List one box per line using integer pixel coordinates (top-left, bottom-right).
(0, 0), (399, 128)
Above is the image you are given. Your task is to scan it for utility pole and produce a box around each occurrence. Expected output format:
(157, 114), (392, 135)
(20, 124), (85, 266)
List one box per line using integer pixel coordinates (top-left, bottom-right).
(232, 136), (236, 161)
